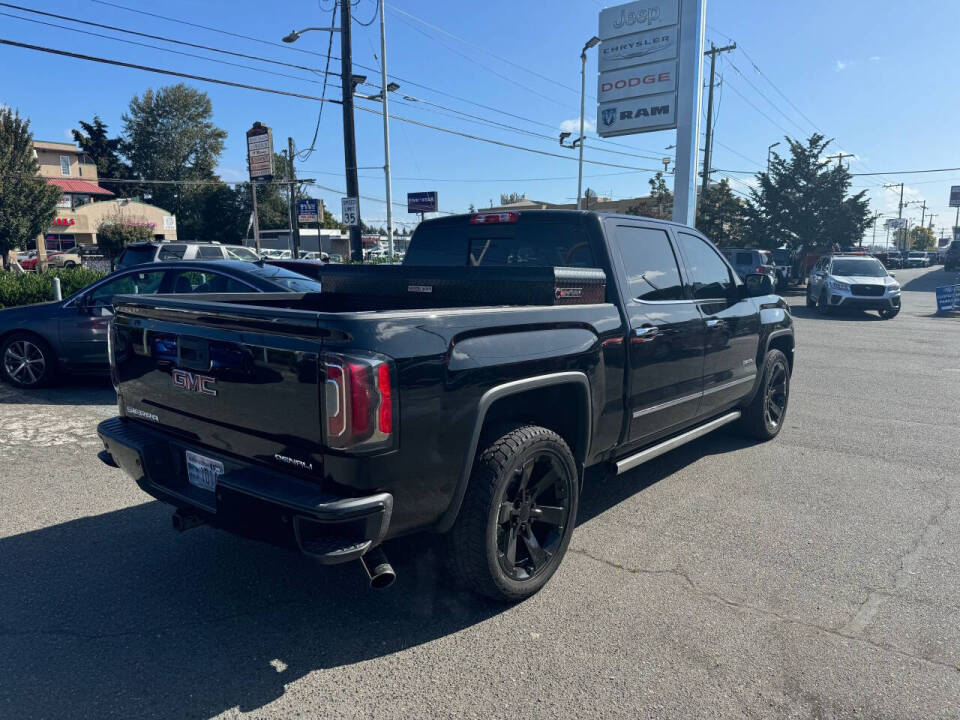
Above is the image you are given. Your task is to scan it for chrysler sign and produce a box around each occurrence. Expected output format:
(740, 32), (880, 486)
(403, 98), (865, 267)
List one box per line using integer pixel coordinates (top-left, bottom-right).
(598, 60), (676, 103)
(596, 0), (683, 137)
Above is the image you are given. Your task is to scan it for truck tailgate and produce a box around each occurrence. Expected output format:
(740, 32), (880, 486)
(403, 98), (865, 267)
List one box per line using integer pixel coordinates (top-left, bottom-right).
(112, 297), (330, 477)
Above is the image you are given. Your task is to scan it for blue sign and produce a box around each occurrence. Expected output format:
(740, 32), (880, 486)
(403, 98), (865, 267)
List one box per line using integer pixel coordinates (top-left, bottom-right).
(296, 198), (319, 223)
(936, 284), (960, 313)
(407, 191), (438, 213)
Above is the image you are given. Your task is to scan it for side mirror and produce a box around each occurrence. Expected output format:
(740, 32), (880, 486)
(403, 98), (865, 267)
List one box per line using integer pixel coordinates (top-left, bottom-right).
(889, 272), (896, 278)
(744, 273), (774, 297)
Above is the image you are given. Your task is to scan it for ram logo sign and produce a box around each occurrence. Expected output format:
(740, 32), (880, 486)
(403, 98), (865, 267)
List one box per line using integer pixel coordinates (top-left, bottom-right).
(172, 368), (217, 396)
(596, 93), (676, 137)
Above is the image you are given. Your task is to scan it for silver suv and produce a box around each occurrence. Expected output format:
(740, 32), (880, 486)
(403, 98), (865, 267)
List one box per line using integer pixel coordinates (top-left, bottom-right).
(806, 255), (901, 318)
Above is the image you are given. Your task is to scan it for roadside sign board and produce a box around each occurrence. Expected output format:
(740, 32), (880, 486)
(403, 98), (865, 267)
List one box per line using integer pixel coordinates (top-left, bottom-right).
(597, 0), (687, 137)
(951, 186), (960, 207)
(297, 198), (319, 224)
(936, 285), (960, 313)
(885, 218), (906, 229)
(246, 122), (274, 182)
(407, 191), (438, 213)
(342, 197), (359, 226)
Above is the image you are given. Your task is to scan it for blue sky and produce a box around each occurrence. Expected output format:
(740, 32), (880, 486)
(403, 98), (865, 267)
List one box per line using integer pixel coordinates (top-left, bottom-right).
(2, 0), (959, 240)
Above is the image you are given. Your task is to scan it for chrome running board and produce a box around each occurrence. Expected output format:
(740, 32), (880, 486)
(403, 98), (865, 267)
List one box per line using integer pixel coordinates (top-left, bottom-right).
(615, 411), (742, 474)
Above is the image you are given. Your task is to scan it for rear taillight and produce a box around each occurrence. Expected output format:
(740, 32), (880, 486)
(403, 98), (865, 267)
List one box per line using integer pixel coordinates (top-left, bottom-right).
(322, 352), (395, 452)
(469, 212), (518, 224)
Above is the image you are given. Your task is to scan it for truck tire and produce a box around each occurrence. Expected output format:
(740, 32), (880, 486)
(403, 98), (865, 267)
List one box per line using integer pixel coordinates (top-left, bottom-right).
(735, 348), (790, 441)
(445, 424), (579, 602)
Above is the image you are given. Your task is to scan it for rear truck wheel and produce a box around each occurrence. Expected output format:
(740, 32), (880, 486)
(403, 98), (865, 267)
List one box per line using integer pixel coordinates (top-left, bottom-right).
(445, 424), (579, 602)
(0, 332), (57, 389)
(735, 349), (790, 441)
(63, 261), (76, 268)
(817, 289), (832, 315)
(805, 287), (816, 308)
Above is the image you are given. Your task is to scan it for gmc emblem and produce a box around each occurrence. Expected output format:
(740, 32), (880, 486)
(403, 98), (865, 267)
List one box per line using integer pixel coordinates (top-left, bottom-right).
(172, 368), (217, 396)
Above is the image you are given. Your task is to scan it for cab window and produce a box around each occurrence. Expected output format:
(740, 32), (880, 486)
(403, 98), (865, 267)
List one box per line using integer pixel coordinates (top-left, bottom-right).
(86, 270), (166, 305)
(167, 270), (253, 294)
(614, 225), (683, 301)
(676, 232), (734, 300)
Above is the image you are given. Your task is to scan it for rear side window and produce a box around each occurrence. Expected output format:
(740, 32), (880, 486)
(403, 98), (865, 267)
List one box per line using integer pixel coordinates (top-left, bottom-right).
(196, 246), (224, 259)
(677, 232), (734, 299)
(406, 220), (595, 267)
(167, 270), (253, 293)
(735, 252), (753, 265)
(157, 244), (186, 260)
(614, 225), (683, 301)
(116, 246), (158, 267)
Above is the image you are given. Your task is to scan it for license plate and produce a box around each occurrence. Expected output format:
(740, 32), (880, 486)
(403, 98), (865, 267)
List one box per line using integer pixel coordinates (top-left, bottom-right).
(185, 450), (223, 492)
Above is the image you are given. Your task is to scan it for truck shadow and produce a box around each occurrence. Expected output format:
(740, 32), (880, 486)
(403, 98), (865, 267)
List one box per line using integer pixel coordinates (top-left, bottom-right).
(0, 433), (748, 719)
(787, 305), (884, 322)
(0, 376), (116, 406)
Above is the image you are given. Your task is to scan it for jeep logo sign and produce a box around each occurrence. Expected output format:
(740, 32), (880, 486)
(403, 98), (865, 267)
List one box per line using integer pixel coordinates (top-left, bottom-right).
(599, 0), (678, 39)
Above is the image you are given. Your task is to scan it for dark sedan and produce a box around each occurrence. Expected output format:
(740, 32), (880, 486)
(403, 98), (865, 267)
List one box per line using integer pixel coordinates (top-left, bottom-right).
(0, 261), (322, 388)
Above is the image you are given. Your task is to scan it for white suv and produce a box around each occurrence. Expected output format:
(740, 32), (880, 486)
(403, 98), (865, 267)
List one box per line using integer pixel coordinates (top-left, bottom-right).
(806, 255), (901, 319)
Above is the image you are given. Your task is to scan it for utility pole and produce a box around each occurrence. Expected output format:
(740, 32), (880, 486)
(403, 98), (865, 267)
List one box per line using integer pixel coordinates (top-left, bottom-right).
(867, 212), (883, 248)
(340, 0), (362, 262)
(884, 182), (905, 253)
(826, 152), (853, 168)
(701, 42), (736, 190)
(378, 1), (394, 258)
(251, 183), (261, 253)
(287, 137), (300, 259)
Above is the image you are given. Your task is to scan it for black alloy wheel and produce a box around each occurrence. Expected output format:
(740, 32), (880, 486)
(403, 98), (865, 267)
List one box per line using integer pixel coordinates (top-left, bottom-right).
(495, 453), (572, 582)
(763, 359), (789, 432)
(446, 424), (579, 601)
(817, 290), (832, 315)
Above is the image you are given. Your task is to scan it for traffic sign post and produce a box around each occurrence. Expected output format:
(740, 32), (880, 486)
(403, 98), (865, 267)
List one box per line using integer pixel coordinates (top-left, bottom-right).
(342, 197), (360, 227)
(407, 191), (438, 213)
(246, 122), (275, 253)
(297, 198), (319, 224)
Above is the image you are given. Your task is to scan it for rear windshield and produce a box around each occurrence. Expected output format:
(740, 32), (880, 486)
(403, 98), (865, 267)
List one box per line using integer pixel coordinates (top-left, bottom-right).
(117, 246), (157, 267)
(157, 244), (187, 260)
(771, 249), (791, 263)
(831, 259), (886, 277)
(405, 219), (596, 267)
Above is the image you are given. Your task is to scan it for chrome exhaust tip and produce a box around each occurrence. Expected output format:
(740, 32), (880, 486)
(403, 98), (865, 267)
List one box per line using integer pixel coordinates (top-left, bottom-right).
(360, 546), (396, 589)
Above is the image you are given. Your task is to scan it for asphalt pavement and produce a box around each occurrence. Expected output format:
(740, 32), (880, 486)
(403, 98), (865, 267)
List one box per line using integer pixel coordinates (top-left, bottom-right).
(1, 266), (958, 719)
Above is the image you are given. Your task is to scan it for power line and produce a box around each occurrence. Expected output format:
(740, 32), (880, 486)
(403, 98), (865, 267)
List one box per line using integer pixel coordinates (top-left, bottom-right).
(0, 9), (338, 89)
(0, 37), (660, 172)
(297, 3), (338, 161)
(723, 57), (809, 136)
(721, 78), (795, 137)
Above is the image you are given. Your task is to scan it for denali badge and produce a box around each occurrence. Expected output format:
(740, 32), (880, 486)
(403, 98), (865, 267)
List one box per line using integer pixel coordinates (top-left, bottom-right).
(274, 453), (314, 471)
(172, 368), (217, 396)
(556, 287), (583, 298)
(407, 285), (433, 293)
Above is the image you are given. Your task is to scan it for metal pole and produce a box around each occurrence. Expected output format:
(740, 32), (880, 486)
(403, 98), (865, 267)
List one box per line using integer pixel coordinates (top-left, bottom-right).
(672, 0), (706, 226)
(898, 183), (905, 253)
(288, 138), (300, 259)
(702, 44), (718, 190)
(576, 49), (587, 211)
(251, 182), (261, 253)
(340, 0), (363, 262)
(378, 2), (394, 258)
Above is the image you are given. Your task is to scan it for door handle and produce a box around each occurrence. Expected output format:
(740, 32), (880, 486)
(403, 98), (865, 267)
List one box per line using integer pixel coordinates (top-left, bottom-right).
(634, 326), (659, 338)
(705, 318), (724, 328)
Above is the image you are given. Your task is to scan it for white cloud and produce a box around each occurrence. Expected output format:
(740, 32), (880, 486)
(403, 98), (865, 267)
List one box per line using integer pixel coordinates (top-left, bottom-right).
(869, 55), (881, 62)
(560, 117), (595, 135)
(834, 60), (847, 72)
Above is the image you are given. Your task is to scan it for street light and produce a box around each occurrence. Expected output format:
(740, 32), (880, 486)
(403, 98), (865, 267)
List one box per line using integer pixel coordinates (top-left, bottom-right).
(282, 26), (340, 43)
(767, 141), (780, 172)
(575, 36), (601, 210)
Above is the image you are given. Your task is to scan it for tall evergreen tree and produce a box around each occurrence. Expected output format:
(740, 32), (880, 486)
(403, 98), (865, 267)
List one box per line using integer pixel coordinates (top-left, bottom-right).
(71, 116), (135, 196)
(696, 179), (747, 247)
(0, 108), (62, 268)
(746, 134), (871, 250)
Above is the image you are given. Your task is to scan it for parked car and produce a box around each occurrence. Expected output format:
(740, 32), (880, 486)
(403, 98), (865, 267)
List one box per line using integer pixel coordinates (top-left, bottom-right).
(721, 247), (779, 289)
(115, 242), (232, 269)
(259, 249), (292, 260)
(223, 245), (262, 262)
(926, 251), (941, 266)
(17, 251), (39, 270)
(46, 249), (82, 268)
(0, 260), (322, 389)
(884, 252), (903, 269)
(769, 248), (796, 286)
(98, 210), (794, 601)
(944, 241), (960, 271)
(806, 254), (901, 318)
(905, 251), (929, 268)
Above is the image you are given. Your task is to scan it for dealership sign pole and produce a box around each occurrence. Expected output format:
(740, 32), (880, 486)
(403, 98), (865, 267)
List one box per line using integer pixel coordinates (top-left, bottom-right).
(596, 0), (705, 226)
(246, 122), (275, 253)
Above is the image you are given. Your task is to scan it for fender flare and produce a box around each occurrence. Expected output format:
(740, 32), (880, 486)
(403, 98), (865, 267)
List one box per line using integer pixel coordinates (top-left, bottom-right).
(743, 328), (794, 405)
(433, 371), (591, 533)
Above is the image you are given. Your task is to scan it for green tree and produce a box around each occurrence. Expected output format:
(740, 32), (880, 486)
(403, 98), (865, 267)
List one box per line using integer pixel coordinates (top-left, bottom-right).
(746, 134), (871, 251)
(647, 172), (673, 219)
(0, 108), (62, 269)
(696, 179), (747, 247)
(907, 224), (936, 250)
(122, 84), (227, 237)
(71, 115), (135, 196)
(499, 192), (526, 205)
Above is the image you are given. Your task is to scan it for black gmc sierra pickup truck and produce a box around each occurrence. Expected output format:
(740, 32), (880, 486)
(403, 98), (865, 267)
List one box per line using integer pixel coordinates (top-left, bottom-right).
(97, 210), (794, 601)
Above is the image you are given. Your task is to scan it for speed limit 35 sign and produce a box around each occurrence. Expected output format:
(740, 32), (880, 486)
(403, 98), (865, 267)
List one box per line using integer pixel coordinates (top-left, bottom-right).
(341, 197), (359, 226)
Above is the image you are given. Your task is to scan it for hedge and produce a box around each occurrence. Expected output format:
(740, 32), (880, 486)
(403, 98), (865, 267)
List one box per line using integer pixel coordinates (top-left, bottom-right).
(0, 267), (107, 309)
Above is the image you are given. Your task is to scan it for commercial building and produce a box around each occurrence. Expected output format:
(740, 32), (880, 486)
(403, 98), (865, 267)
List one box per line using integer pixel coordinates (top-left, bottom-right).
(30, 140), (177, 255)
(480, 194), (665, 217)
